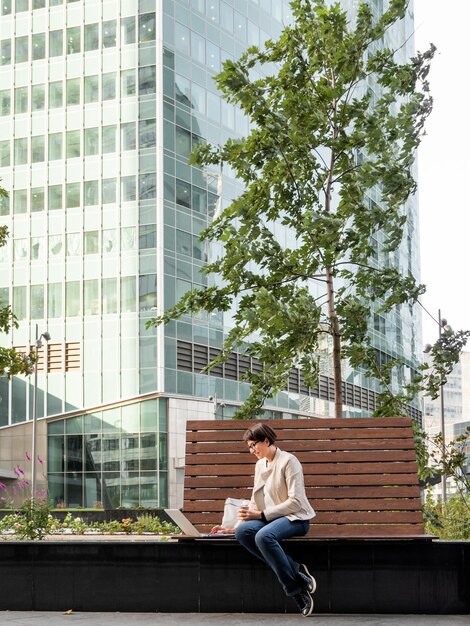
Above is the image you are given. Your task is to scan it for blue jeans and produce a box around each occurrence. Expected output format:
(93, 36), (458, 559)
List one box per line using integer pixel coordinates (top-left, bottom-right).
(235, 517), (309, 596)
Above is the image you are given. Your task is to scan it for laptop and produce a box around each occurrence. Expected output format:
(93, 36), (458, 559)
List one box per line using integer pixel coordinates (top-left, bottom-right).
(164, 509), (236, 539)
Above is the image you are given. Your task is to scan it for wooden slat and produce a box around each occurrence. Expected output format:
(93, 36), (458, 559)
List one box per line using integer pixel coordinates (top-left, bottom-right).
(186, 438), (417, 453)
(185, 511), (424, 525)
(183, 485), (420, 500)
(186, 427), (414, 443)
(185, 461), (418, 477)
(181, 524), (426, 538)
(184, 498), (423, 513)
(307, 525), (426, 538)
(185, 450), (417, 465)
(186, 417), (413, 430)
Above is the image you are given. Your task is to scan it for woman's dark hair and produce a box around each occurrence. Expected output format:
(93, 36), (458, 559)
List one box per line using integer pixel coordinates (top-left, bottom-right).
(243, 423), (277, 445)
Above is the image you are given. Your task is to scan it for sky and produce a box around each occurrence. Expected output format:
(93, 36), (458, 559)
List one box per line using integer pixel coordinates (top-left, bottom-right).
(413, 0), (470, 344)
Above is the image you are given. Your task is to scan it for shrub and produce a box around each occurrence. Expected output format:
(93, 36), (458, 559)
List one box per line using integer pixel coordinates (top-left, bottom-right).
(423, 491), (470, 540)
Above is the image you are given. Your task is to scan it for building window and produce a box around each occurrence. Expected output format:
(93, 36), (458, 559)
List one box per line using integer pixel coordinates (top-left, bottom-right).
(66, 183), (80, 208)
(121, 16), (136, 44)
(49, 81), (63, 108)
(66, 232), (80, 256)
(102, 72), (116, 100)
(31, 187), (44, 212)
(49, 133), (63, 160)
(84, 75), (99, 103)
(66, 78), (80, 106)
(139, 118), (156, 148)
(13, 189), (27, 214)
(14, 138), (27, 164)
(139, 224), (156, 249)
(49, 30), (63, 57)
(102, 20), (116, 48)
(31, 236), (44, 260)
(0, 140), (10, 166)
(49, 234), (63, 256)
(14, 238), (27, 259)
(121, 123), (136, 150)
(67, 26), (81, 54)
(102, 277), (117, 314)
(31, 84), (45, 111)
(14, 86), (28, 114)
(30, 285), (45, 319)
(84, 180), (99, 206)
(0, 90), (10, 115)
(13, 286), (26, 320)
(84, 127), (99, 155)
(121, 70), (135, 98)
(121, 176), (136, 201)
(122, 227), (136, 252)
(66, 130), (80, 158)
(139, 173), (156, 200)
(48, 185), (63, 210)
(84, 279), (99, 315)
(139, 274), (157, 311)
(139, 13), (156, 42)
(84, 23), (99, 51)
(1, 40), (11, 65)
(121, 276), (136, 312)
(65, 281), (80, 317)
(102, 229), (117, 254)
(32, 33), (45, 60)
(138, 65), (156, 95)
(48, 283), (62, 318)
(31, 135), (45, 162)
(15, 35), (28, 63)
(102, 178), (116, 204)
(176, 179), (191, 208)
(102, 125), (116, 153)
(84, 231), (99, 255)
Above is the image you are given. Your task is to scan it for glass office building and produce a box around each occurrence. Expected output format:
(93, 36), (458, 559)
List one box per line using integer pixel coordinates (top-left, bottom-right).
(0, 0), (422, 508)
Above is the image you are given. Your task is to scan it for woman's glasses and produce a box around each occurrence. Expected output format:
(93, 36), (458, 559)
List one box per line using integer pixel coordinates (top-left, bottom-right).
(247, 441), (259, 452)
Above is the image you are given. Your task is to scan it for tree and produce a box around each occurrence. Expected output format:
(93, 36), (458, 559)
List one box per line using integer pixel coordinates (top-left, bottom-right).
(0, 188), (34, 380)
(149, 0), (463, 418)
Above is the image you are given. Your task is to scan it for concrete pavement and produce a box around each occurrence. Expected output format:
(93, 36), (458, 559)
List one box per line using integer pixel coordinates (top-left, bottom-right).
(0, 614), (468, 626)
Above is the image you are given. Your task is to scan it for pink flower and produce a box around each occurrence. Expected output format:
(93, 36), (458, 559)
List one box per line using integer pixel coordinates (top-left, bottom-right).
(37, 455), (44, 465)
(14, 465), (24, 477)
(25, 452), (31, 461)
(0, 482), (6, 490)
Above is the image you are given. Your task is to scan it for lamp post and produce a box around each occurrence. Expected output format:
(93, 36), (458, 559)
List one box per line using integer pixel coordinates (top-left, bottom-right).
(424, 309), (448, 503)
(31, 326), (50, 500)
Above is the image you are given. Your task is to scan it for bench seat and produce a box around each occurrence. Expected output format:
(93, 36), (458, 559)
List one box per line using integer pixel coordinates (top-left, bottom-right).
(184, 417), (431, 540)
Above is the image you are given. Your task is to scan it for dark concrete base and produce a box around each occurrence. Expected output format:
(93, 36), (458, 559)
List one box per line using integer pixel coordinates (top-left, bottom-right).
(0, 539), (468, 614)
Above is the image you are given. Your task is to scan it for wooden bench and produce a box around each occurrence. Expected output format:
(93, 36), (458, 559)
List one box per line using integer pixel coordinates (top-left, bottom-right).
(184, 417), (431, 539)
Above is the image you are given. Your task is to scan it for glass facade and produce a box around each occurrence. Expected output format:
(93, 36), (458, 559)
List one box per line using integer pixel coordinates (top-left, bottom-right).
(47, 397), (167, 508)
(0, 0), (422, 506)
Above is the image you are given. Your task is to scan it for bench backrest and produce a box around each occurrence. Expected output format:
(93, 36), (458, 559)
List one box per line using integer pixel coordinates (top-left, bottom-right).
(184, 417), (428, 539)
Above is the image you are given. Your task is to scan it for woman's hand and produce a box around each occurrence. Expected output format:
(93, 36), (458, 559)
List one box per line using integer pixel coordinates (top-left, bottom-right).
(237, 506), (262, 522)
(210, 525), (235, 535)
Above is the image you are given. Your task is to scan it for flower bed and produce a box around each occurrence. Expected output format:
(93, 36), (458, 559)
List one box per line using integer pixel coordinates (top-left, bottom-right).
(0, 506), (180, 541)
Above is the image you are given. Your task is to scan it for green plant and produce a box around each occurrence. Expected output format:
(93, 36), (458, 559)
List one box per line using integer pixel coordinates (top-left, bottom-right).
(0, 497), (53, 540)
(133, 513), (179, 535)
(423, 491), (470, 540)
(413, 422), (470, 499)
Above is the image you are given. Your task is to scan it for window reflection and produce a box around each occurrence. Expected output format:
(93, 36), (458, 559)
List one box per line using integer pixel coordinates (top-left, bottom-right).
(47, 399), (168, 508)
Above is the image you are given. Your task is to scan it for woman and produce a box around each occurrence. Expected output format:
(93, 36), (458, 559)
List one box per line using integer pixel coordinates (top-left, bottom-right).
(211, 423), (317, 616)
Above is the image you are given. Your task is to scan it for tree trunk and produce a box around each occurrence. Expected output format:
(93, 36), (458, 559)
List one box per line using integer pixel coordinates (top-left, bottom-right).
(326, 266), (343, 418)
